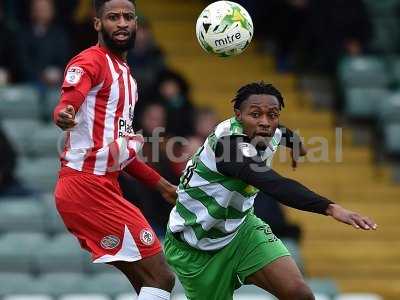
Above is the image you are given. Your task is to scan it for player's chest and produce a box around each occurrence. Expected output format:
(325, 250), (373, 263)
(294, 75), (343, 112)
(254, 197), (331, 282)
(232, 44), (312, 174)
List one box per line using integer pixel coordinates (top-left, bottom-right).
(98, 69), (137, 106)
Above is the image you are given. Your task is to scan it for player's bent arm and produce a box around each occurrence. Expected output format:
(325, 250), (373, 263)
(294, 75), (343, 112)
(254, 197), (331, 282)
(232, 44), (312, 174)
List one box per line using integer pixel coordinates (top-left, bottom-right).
(53, 89), (86, 130)
(279, 125), (307, 156)
(54, 52), (104, 130)
(124, 158), (177, 205)
(215, 136), (332, 215)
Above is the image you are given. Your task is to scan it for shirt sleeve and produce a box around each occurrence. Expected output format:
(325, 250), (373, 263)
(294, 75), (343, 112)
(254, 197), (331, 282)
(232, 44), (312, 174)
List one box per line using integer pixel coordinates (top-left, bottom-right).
(53, 89), (86, 123)
(54, 51), (104, 119)
(214, 135), (334, 215)
(61, 51), (104, 101)
(124, 158), (161, 188)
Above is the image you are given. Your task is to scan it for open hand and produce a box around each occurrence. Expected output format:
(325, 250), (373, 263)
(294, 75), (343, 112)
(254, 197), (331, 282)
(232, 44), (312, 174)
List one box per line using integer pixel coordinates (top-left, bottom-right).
(56, 105), (77, 131)
(326, 204), (377, 230)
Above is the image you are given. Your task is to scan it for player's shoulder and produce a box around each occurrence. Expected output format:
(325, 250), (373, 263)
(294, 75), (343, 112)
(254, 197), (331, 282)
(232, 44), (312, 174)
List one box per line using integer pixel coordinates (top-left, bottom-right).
(215, 134), (253, 157)
(68, 45), (107, 66)
(216, 134), (251, 145)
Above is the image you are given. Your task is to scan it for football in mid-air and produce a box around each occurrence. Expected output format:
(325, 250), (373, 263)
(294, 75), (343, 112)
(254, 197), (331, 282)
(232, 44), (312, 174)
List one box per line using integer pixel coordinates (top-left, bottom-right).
(196, 1), (254, 57)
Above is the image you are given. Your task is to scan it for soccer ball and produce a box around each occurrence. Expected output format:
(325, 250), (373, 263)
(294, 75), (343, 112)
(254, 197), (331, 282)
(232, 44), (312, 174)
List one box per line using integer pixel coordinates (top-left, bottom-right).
(196, 1), (254, 57)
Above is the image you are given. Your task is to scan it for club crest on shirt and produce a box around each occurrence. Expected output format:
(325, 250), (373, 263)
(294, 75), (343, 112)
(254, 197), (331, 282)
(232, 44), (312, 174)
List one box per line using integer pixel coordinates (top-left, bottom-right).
(140, 229), (155, 246)
(65, 66), (84, 85)
(100, 235), (120, 249)
(238, 142), (257, 157)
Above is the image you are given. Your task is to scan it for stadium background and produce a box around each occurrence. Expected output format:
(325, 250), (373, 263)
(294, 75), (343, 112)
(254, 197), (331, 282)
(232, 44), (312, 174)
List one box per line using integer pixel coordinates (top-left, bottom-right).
(0, 0), (399, 299)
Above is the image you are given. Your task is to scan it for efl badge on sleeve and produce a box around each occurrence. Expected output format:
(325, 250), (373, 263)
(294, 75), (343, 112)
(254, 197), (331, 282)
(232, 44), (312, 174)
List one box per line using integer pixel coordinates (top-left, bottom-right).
(65, 66), (84, 85)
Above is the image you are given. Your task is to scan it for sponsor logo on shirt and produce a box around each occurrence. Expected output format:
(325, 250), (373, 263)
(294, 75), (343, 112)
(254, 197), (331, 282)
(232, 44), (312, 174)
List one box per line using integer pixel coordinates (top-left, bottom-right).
(100, 235), (121, 249)
(65, 66), (84, 85)
(118, 106), (135, 138)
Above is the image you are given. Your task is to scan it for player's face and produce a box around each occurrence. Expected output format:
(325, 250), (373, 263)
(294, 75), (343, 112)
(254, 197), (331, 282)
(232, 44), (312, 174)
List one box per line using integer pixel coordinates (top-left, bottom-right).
(235, 95), (280, 139)
(95, 0), (137, 53)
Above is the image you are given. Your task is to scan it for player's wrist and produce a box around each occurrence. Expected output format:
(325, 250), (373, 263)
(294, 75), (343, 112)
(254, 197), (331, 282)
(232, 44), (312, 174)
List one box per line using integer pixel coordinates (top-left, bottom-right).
(155, 177), (177, 205)
(325, 203), (341, 216)
(155, 177), (172, 191)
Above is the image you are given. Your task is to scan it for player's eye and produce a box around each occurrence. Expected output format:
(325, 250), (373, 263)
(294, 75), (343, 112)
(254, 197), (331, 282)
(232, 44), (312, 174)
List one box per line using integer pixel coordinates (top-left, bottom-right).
(124, 14), (135, 21)
(268, 113), (279, 119)
(108, 14), (119, 21)
(251, 112), (260, 118)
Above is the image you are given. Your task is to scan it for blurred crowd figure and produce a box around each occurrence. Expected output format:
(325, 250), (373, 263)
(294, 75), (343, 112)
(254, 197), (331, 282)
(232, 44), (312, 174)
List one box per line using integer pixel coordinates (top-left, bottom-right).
(18, 0), (70, 87)
(234, 0), (372, 74)
(0, 125), (33, 197)
(0, 1), (20, 84)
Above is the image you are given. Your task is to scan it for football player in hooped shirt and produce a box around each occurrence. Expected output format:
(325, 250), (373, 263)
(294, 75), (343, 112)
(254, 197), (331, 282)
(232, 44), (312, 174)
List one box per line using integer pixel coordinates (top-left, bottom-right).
(54, 1), (176, 299)
(165, 82), (377, 300)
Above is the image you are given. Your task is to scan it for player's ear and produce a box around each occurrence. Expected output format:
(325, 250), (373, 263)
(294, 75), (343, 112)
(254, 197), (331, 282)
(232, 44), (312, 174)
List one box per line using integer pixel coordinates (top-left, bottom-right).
(94, 17), (101, 32)
(234, 108), (242, 122)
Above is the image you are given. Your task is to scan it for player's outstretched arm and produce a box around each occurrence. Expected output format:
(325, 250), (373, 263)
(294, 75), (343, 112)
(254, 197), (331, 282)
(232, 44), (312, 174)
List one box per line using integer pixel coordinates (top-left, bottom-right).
(215, 136), (377, 229)
(124, 158), (177, 205)
(53, 89), (85, 131)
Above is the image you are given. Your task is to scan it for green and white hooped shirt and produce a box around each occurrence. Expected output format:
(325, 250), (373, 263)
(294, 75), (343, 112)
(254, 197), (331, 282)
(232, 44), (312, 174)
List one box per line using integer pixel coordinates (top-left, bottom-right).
(168, 117), (282, 251)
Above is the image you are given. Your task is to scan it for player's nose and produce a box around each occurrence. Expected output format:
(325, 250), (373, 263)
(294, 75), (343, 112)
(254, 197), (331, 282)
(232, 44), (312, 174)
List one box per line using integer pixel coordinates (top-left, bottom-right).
(117, 17), (129, 28)
(258, 115), (270, 127)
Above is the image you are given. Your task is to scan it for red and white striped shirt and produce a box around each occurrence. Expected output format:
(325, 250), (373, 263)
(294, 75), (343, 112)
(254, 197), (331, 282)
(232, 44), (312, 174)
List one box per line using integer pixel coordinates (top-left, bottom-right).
(59, 45), (142, 175)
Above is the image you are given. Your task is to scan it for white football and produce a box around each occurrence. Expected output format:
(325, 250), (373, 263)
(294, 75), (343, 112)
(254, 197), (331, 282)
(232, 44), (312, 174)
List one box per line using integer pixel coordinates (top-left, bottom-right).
(196, 1), (254, 57)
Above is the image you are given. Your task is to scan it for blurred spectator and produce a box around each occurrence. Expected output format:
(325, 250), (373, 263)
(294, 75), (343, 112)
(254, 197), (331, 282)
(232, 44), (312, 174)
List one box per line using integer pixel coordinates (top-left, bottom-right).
(17, 0), (71, 86)
(171, 108), (219, 175)
(295, 0), (372, 74)
(0, 125), (17, 196)
(0, 2), (19, 84)
(155, 69), (195, 137)
(69, 0), (98, 55)
(259, 0), (310, 72)
(240, 0), (371, 74)
(0, 125), (33, 197)
(128, 17), (167, 101)
(192, 107), (219, 141)
(5, 0), (78, 32)
(120, 103), (177, 237)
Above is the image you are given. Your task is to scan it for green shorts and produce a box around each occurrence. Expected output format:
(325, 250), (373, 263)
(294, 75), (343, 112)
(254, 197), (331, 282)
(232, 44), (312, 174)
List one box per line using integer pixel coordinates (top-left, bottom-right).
(164, 213), (290, 300)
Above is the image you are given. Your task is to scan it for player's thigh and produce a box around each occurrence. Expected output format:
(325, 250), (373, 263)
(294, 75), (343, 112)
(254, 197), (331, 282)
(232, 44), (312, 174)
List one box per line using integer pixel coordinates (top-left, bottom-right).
(235, 214), (291, 285)
(246, 256), (313, 300)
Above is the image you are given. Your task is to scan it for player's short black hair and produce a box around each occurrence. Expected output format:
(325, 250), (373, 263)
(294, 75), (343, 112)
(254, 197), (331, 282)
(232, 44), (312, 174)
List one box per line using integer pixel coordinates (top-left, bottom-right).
(232, 82), (285, 110)
(93, 0), (136, 16)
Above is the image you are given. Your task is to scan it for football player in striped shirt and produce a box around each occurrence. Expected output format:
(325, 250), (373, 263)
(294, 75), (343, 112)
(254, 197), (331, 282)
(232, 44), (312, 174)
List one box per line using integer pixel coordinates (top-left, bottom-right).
(165, 82), (377, 300)
(54, 1), (175, 299)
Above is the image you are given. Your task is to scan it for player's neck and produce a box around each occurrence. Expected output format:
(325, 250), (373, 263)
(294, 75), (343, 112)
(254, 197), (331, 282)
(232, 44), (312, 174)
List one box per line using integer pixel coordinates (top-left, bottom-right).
(98, 40), (128, 61)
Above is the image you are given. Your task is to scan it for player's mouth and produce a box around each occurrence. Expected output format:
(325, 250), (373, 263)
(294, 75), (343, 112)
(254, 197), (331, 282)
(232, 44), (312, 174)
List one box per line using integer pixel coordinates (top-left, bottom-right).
(256, 131), (272, 137)
(113, 31), (130, 42)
